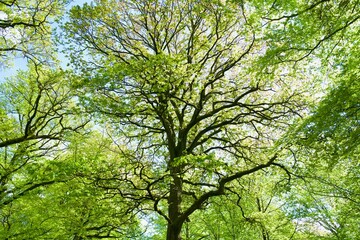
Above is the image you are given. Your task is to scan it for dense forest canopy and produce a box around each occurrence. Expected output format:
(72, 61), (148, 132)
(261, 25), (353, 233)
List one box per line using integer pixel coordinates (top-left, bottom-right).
(0, 0), (359, 239)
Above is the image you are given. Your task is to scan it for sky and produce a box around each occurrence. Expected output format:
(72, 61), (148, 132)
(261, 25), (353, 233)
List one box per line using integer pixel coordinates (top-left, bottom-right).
(0, 58), (27, 82)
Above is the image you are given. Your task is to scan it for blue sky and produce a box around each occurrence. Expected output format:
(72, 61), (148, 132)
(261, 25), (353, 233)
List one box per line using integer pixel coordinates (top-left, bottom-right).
(0, 58), (27, 82)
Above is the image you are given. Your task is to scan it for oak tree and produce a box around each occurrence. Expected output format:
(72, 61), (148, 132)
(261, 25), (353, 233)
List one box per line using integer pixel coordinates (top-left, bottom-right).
(64, 0), (313, 238)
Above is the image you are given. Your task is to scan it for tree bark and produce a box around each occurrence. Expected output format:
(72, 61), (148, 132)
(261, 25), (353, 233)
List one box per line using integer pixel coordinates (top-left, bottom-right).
(167, 165), (184, 240)
(166, 222), (183, 240)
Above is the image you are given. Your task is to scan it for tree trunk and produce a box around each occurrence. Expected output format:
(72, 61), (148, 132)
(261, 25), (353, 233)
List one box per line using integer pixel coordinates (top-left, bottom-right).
(167, 165), (183, 240)
(167, 222), (183, 240)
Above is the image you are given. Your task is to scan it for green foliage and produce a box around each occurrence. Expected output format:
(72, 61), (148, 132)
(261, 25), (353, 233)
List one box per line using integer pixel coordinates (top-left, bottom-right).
(61, 0), (360, 239)
(0, 0), (67, 65)
(1, 0), (360, 239)
(297, 75), (359, 160)
(0, 131), (144, 239)
(281, 41), (360, 239)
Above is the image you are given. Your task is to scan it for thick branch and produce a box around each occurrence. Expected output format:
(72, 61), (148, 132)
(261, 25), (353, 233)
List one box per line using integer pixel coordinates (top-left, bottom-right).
(178, 154), (278, 224)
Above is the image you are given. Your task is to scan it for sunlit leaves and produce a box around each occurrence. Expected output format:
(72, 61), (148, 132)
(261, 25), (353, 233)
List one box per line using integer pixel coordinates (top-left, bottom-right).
(0, 0), (67, 65)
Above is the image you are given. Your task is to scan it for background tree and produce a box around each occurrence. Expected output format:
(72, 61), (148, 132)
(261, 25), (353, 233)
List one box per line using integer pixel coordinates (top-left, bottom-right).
(282, 66), (360, 239)
(273, 2), (360, 237)
(0, 0), (144, 238)
(0, 131), (144, 239)
(0, 64), (88, 210)
(0, 0), (67, 65)
(256, 0), (360, 65)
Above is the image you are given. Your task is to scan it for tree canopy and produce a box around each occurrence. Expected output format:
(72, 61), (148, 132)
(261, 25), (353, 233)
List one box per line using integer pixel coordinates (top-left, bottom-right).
(0, 0), (359, 239)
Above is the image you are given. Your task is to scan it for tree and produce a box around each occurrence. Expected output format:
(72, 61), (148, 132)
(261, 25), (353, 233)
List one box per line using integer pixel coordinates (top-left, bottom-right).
(275, 4), (360, 233)
(282, 65), (360, 239)
(256, 0), (360, 65)
(0, 131), (144, 239)
(0, 64), (87, 209)
(63, 1), (319, 239)
(0, 0), (66, 65)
